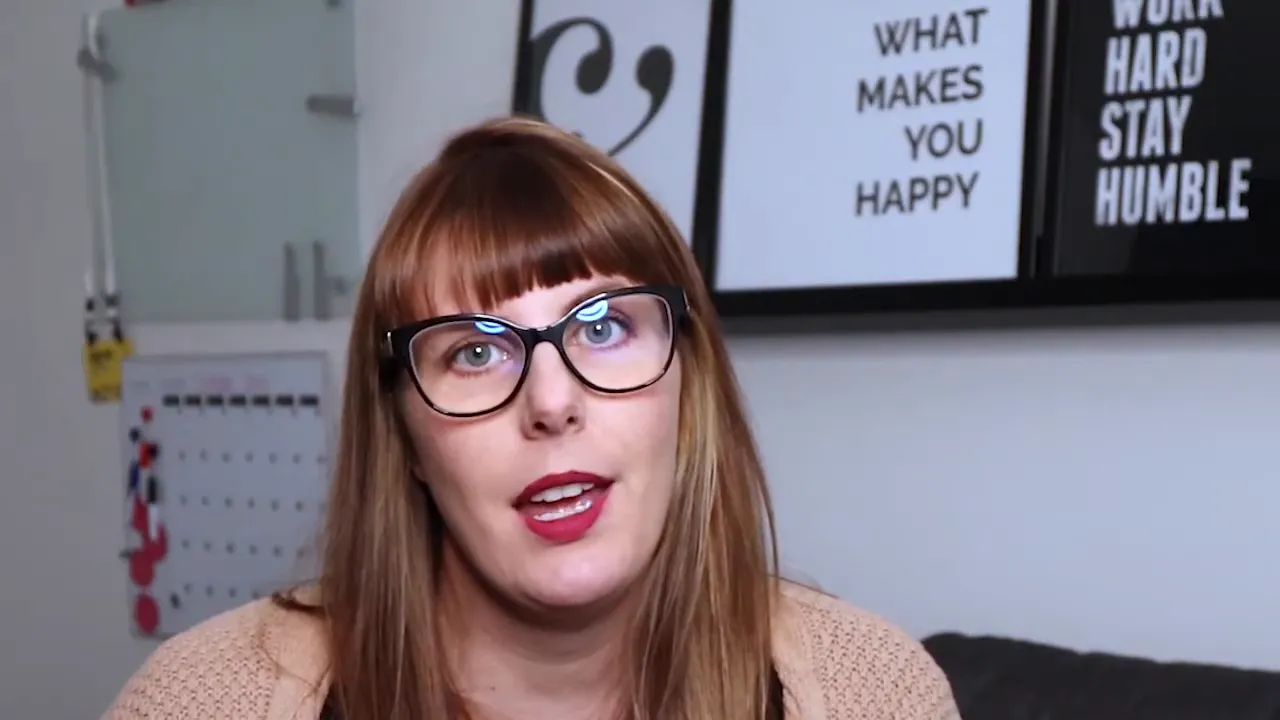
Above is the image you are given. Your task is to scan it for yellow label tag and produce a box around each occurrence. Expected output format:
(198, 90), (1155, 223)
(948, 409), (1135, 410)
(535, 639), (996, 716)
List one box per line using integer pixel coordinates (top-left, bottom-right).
(84, 337), (134, 404)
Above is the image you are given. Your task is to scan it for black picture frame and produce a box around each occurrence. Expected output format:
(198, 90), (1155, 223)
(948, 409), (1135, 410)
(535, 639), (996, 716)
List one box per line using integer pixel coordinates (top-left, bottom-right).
(509, 0), (719, 254)
(509, 0), (1280, 320)
(1035, 0), (1280, 307)
(690, 0), (1051, 319)
(510, 1), (536, 114)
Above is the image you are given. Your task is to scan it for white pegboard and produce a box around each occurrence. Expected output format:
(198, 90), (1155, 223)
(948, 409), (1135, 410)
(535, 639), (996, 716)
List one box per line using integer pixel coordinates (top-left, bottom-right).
(118, 352), (330, 638)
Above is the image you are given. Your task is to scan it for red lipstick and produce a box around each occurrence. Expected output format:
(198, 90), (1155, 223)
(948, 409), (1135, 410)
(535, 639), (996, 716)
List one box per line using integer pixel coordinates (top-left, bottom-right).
(514, 471), (613, 544)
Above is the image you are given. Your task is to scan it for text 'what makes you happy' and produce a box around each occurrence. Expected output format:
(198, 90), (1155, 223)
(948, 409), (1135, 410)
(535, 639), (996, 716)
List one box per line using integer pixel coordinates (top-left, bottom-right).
(854, 7), (990, 218)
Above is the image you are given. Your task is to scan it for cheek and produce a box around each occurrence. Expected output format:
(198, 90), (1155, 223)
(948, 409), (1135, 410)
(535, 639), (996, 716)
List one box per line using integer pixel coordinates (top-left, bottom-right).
(655, 357), (683, 454)
(610, 366), (682, 502)
(399, 396), (510, 519)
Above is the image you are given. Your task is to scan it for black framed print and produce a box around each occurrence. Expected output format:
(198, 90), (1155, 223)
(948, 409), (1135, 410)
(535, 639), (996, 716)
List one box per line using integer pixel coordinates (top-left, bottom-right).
(511, 0), (715, 246)
(695, 0), (1045, 317)
(1042, 0), (1280, 288)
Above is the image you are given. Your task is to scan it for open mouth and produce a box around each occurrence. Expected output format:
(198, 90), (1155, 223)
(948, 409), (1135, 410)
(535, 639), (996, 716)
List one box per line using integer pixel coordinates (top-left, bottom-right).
(525, 480), (602, 521)
(514, 472), (614, 543)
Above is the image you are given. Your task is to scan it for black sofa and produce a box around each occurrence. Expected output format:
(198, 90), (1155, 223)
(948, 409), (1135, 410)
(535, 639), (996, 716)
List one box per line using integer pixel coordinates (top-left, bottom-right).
(923, 632), (1280, 719)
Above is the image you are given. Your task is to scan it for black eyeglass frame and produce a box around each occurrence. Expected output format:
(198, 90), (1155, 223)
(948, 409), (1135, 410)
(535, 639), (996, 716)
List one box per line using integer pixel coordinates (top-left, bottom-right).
(382, 284), (690, 418)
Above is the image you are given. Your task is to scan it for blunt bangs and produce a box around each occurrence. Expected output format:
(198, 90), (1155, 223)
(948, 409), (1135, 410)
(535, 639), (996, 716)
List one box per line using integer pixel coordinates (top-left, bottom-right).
(373, 129), (683, 328)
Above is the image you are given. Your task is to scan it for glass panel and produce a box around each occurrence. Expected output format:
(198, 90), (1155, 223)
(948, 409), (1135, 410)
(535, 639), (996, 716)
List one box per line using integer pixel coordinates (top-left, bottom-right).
(98, 0), (359, 323)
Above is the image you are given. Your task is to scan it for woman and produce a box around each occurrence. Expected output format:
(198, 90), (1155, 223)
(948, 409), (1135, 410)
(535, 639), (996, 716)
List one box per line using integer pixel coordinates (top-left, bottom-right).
(106, 118), (959, 719)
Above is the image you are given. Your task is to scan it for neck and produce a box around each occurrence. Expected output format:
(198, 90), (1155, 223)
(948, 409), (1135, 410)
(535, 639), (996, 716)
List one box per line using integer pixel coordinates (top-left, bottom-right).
(439, 540), (631, 719)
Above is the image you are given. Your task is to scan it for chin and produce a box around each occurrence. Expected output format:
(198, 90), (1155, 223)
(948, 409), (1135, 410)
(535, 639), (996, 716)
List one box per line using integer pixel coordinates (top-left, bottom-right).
(518, 545), (641, 611)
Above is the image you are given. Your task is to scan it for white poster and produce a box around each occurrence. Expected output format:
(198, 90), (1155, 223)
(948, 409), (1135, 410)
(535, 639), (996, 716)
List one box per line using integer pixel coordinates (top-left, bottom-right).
(522, 1), (712, 244)
(714, 2), (1034, 291)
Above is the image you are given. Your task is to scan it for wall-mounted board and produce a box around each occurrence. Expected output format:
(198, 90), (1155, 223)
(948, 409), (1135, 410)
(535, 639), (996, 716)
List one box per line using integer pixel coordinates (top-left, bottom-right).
(95, 0), (360, 323)
(695, 0), (1045, 317)
(119, 352), (330, 638)
(1042, 0), (1280, 280)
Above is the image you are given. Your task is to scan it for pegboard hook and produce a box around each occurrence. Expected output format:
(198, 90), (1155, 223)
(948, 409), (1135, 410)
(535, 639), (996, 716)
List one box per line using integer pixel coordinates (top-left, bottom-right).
(76, 13), (116, 82)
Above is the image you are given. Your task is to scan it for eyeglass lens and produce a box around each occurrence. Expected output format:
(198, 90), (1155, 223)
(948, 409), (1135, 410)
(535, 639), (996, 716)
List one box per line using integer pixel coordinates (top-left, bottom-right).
(408, 292), (674, 415)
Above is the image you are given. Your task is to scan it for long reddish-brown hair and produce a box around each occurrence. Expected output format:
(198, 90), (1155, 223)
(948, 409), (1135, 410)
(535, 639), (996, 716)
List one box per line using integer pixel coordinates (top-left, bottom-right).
(279, 117), (780, 719)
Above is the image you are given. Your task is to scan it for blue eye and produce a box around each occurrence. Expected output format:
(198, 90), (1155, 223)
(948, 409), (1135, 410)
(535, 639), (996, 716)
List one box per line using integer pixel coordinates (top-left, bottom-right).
(473, 320), (507, 335)
(575, 299), (609, 323)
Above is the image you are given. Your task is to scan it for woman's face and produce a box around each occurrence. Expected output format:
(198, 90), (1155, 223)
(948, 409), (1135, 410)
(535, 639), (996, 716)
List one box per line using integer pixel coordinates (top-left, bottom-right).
(399, 275), (682, 612)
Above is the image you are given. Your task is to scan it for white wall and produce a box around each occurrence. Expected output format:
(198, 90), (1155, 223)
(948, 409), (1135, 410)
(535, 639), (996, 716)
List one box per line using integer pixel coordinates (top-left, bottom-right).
(2, 0), (1278, 716)
(1, 2), (152, 717)
(743, 320), (1280, 671)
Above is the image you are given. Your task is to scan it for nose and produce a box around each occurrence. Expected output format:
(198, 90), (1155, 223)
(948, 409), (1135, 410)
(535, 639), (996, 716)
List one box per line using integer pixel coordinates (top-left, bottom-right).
(518, 342), (583, 438)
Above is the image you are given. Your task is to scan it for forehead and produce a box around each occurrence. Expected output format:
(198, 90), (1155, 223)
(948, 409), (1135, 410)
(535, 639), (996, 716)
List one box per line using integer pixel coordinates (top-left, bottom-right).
(425, 273), (637, 326)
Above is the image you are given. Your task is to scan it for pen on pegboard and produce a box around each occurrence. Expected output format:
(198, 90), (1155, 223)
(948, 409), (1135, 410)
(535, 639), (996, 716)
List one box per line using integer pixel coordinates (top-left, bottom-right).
(145, 474), (162, 544)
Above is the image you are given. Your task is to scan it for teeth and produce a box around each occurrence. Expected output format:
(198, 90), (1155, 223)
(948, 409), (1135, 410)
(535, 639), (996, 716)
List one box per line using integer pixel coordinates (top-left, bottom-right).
(530, 481), (594, 504)
(532, 498), (593, 522)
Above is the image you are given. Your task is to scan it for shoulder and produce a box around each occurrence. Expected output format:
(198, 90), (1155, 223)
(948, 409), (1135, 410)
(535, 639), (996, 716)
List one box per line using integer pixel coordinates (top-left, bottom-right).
(775, 581), (960, 720)
(103, 592), (328, 720)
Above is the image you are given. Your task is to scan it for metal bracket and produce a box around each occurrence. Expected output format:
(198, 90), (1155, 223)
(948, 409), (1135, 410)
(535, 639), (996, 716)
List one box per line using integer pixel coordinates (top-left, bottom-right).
(76, 45), (116, 82)
(311, 241), (353, 321)
(283, 243), (302, 322)
(77, 14), (115, 82)
(312, 241), (332, 321)
(305, 94), (358, 118)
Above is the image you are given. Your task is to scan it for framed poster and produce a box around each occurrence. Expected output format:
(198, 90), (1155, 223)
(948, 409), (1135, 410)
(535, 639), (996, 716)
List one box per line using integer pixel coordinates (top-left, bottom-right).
(694, 0), (1046, 316)
(1041, 0), (1280, 290)
(511, 0), (715, 246)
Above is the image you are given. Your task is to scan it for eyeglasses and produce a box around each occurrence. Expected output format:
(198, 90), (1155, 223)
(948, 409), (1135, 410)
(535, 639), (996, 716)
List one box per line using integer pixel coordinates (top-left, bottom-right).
(384, 284), (688, 417)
